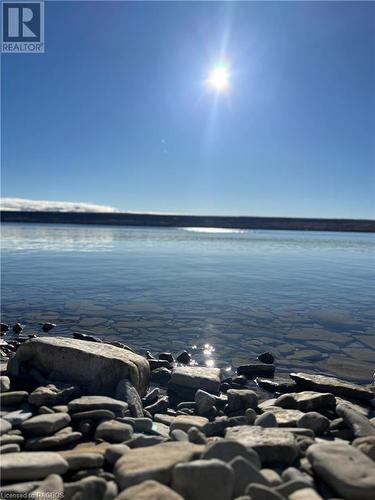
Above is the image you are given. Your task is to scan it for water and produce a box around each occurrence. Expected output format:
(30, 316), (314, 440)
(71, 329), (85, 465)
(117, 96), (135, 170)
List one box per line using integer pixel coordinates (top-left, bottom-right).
(1, 223), (374, 382)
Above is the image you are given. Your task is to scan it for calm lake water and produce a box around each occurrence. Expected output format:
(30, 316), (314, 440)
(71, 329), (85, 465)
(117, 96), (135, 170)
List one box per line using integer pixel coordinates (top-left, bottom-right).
(1, 223), (374, 382)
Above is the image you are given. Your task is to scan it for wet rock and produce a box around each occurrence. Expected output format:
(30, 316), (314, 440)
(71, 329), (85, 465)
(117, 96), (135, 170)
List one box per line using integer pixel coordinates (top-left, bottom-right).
(172, 458), (234, 500)
(68, 395), (128, 415)
(187, 427), (207, 444)
(105, 444), (130, 465)
(8, 337), (150, 396)
(149, 359), (172, 370)
(114, 441), (202, 489)
(73, 331), (102, 342)
(116, 480), (183, 499)
(227, 389), (258, 412)
(307, 442), (375, 499)
(0, 451), (68, 480)
(21, 412), (71, 436)
(150, 367), (171, 384)
(159, 352), (174, 363)
(170, 415), (208, 432)
(64, 475), (107, 500)
(176, 350), (191, 364)
(237, 364), (275, 378)
(28, 383), (80, 406)
(352, 436), (375, 460)
(1, 323), (9, 333)
(226, 426), (298, 465)
(336, 403), (375, 437)
(0, 391), (28, 406)
(116, 379), (143, 418)
(255, 412), (278, 428)
(201, 439), (261, 469)
(171, 366), (221, 394)
(297, 412), (329, 435)
(257, 352), (274, 364)
(0, 375), (10, 392)
(94, 420), (133, 443)
(290, 372), (373, 401)
(230, 456), (268, 497)
(195, 389), (216, 415)
(41, 323), (56, 332)
(0, 418), (12, 435)
(13, 323), (23, 334)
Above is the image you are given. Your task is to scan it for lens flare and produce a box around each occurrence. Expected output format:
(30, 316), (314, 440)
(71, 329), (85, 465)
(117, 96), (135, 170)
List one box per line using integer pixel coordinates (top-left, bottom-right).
(207, 64), (230, 91)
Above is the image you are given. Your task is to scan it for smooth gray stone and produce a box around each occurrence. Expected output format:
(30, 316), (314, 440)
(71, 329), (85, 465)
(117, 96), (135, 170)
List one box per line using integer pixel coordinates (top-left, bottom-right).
(105, 444), (130, 465)
(352, 436), (375, 461)
(170, 429), (189, 441)
(307, 442), (375, 499)
(64, 475), (108, 500)
(8, 337), (149, 396)
(227, 389), (258, 411)
(172, 458), (234, 500)
(195, 389), (216, 415)
(336, 403), (375, 438)
(202, 439), (261, 469)
(38, 406), (55, 414)
(116, 379), (144, 418)
(245, 408), (257, 424)
(68, 395), (128, 414)
(297, 412), (329, 435)
(255, 412), (278, 428)
(0, 391), (28, 406)
(0, 443), (20, 454)
(274, 391), (335, 412)
(0, 452), (68, 481)
(187, 426), (208, 444)
(230, 456), (267, 497)
(94, 420), (133, 443)
(275, 479), (313, 497)
(170, 415), (208, 433)
(282, 466), (314, 485)
(21, 412), (71, 436)
(171, 366), (221, 394)
(25, 429), (82, 450)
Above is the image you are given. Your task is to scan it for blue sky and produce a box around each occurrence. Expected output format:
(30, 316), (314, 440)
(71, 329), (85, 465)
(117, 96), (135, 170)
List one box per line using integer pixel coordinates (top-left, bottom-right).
(2, 1), (374, 218)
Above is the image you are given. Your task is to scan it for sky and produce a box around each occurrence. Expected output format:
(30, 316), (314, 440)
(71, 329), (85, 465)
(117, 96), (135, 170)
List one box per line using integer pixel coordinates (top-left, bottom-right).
(1, 1), (374, 218)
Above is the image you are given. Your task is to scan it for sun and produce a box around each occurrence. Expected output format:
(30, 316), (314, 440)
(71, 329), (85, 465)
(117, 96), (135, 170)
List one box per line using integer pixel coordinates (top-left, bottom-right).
(207, 64), (230, 91)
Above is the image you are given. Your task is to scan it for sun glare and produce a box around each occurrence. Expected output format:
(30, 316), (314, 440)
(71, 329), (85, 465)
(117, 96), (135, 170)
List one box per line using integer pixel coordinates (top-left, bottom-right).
(207, 64), (230, 91)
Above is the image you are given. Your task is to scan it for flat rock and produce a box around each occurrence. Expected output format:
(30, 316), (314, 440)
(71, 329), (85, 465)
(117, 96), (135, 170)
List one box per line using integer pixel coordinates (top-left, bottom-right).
(172, 458), (234, 500)
(336, 403), (375, 438)
(3, 409), (33, 426)
(0, 391), (28, 406)
(8, 337), (149, 396)
(116, 479), (183, 499)
(114, 441), (203, 489)
(275, 391), (335, 412)
(25, 428), (82, 450)
(28, 383), (80, 406)
(68, 395), (128, 414)
(171, 366), (221, 394)
(290, 372), (373, 401)
(95, 420), (133, 443)
(59, 451), (104, 470)
(307, 443), (375, 499)
(263, 407), (305, 427)
(170, 415), (208, 432)
(227, 389), (258, 411)
(21, 413), (71, 436)
(237, 364), (275, 378)
(225, 426), (298, 465)
(71, 409), (115, 421)
(0, 451), (68, 480)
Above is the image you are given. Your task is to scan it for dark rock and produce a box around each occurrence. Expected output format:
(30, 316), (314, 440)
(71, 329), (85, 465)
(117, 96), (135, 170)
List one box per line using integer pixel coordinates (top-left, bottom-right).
(116, 379), (143, 418)
(220, 382), (231, 393)
(71, 409), (115, 421)
(297, 412), (330, 435)
(42, 323), (56, 332)
(149, 359), (172, 371)
(73, 332), (102, 342)
(1, 323), (9, 333)
(255, 412), (278, 428)
(187, 427), (207, 444)
(237, 364), (275, 378)
(145, 351), (154, 359)
(176, 351), (191, 365)
(257, 352), (275, 364)
(257, 377), (297, 393)
(336, 403), (375, 438)
(150, 367), (171, 384)
(12, 323), (23, 334)
(232, 376), (247, 386)
(144, 396), (169, 415)
(159, 352), (174, 363)
(142, 388), (160, 407)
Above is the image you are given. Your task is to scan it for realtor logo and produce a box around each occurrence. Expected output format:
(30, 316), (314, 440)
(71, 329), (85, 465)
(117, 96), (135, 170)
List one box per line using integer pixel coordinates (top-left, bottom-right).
(2, 2), (44, 53)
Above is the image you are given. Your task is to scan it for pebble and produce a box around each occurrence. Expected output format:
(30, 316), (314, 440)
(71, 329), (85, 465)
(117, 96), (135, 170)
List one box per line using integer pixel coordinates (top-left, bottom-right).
(297, 412), (330, 435)
(118, 417), (153, 433)
(94, 420), (133, 443)
(257, 352), (275, 364)
(202, 439), (261, 469)
(125, 434), (166, 448)
(307, 442), (375, 499)
(260, 468), (283, 486)
(352, 436), (375, 460)
(71, 409), (116, 421)
(25, 429), (82, 451)
(170, 415), (209, 433)
(170, 429), (189, 441)
(116, 479), (183, 499)
(60, 451), (104, 470)
(21, 412), (71, 436)
(0, 451), (68, 480)
(172, 458), (234, 500)
(187, 427), (207, 444)
(255, 412), (278, 428)
(13, 322), (23, 333)
(105, 444), (130, 465)
(28, 383), (80, 406)
(0, 375), (10, 392)
(42, 322), (56, 332)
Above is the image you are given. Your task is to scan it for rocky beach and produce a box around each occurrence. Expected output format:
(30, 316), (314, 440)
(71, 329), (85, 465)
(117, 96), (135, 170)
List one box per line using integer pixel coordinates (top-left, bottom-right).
(1, 325), (374, 500)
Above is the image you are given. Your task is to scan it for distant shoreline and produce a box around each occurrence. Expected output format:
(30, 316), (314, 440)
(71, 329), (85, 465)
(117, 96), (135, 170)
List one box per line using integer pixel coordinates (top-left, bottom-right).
(1, 211), (374, 232)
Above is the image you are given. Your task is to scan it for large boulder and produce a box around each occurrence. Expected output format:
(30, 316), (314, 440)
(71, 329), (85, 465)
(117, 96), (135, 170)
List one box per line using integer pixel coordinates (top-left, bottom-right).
(8, 337), (149, 396)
